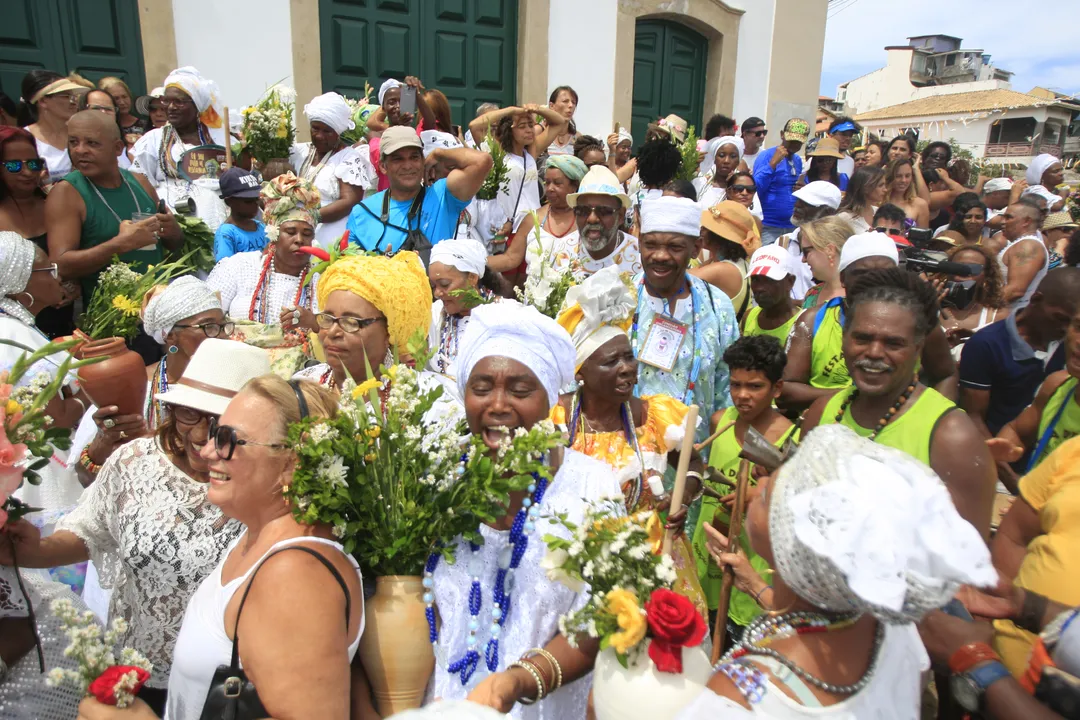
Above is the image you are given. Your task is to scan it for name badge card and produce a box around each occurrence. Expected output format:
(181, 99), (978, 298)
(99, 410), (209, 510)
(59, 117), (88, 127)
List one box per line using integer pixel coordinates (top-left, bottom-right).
(639, 315), (687, 372)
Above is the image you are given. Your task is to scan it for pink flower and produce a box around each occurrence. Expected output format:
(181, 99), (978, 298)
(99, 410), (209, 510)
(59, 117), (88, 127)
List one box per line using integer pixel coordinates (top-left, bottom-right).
(0, 419), (27, 503)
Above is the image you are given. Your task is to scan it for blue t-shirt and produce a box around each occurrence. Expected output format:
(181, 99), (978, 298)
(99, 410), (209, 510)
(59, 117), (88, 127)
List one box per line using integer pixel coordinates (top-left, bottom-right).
(214, 221), (268, 261)
(959, 314), (1065, 434)
(345, 179), (469, 253)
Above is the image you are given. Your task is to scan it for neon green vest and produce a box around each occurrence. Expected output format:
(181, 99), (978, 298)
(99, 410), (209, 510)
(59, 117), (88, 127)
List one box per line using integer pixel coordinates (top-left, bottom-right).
(1032, 376), (1080, 468)
(810, 304), (850, 389)
(743, 305), (798, 346)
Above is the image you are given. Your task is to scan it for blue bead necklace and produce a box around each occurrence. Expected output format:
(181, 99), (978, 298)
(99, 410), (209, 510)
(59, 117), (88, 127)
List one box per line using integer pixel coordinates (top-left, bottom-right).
(424, 469), (549, 686)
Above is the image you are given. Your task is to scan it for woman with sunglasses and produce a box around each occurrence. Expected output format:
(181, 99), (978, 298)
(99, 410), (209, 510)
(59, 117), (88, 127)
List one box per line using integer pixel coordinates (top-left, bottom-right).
(724, 171), (764, 231)
(0, 339), (270, 716)
(18, 70), (83, 184)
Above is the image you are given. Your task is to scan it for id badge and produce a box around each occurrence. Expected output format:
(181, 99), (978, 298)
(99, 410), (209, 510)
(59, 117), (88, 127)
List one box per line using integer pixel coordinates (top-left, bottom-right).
(639, 315), (687, 372)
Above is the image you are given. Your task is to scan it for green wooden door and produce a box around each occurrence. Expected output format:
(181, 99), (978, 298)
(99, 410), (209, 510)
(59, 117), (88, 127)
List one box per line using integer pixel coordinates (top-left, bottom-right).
(631, 19), (707, 149)
(0, 0), (146, 105)
(319, 0), (517, 127)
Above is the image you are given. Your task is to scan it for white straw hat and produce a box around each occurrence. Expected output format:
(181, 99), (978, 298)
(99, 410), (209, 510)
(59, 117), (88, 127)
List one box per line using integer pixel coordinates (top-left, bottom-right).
(567, 165), (631, 209)
(156, 339), (271, 416)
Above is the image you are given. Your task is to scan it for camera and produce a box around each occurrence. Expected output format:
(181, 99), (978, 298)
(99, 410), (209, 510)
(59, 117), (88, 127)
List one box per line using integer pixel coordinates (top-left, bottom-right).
(899, 247), (984, 309)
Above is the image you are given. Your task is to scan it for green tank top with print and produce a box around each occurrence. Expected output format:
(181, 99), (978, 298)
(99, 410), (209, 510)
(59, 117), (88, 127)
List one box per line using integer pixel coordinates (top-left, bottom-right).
(1033, 376), (1080, 468)
(692, 407), (795, 622)
(821, 385), (956, 465)
(63, 169), (162, 301)
(810, 303), (851, 389)
(743, 305), (798, 346)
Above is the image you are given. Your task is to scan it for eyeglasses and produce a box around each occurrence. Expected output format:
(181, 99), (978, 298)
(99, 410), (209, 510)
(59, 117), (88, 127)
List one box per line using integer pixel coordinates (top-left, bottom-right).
(315, 313), (386, 334)
(729, 184), (756, 195)
(208, 417), (288, 461)
(160, 97), (194, 109)
(572, 205), (618, 220)
(172, 321), (235, 338)
(31, 263), (59, 279)
(744, 129), (767, 137)
(87, 104), (117, 114)
(172, 405), (215, 426)
(3, 159), (46, 173)
(873, 226), (906, 237)
(47, 92), (78, 105)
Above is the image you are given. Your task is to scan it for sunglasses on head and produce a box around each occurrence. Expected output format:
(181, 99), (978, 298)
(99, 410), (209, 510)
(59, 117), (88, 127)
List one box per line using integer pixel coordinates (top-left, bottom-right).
(3, 159), (46, 173)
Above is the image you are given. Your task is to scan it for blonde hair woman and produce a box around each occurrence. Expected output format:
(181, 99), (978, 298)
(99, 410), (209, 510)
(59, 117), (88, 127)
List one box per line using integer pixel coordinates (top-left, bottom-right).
(799, 215), (855, 310)
(98, 76), (145, 148)
(884, 158), (929, 228)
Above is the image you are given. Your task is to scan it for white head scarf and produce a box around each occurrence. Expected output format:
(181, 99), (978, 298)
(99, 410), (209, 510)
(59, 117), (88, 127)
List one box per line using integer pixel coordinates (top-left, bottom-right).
(164, 66), (223, 128)
(421, 129), (462, 158)
(556, 266), (636, 371)
(769, 425), (996, 623)
(304, 92), (355, 135)
(378, 78), (402, 106)
(390, 701), (506, 720)
(1026, 153), (1061, 186)
(429, 238), (487, 277)
(698, 135), (745, 176)
(838, 231), (899, 272)
(0, 231), (36, 297)
(455, 301), (576, 406)
(141, 276), (223, 345)
(640, 195), (701, 237)
(616, 128), (634, 147)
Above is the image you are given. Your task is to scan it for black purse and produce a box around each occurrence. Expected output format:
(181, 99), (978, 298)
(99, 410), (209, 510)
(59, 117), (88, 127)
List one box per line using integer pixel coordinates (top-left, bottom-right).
(198, 545), (351, 720)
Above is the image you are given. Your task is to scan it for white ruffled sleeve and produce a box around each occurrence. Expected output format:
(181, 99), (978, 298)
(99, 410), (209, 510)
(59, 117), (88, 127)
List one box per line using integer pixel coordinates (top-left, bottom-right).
(129, 129), (163, 185)
(335, 146), (376, 190)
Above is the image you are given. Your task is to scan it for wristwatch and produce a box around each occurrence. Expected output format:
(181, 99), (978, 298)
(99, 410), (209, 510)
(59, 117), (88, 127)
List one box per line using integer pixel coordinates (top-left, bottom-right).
(949, 643), (1011, 712)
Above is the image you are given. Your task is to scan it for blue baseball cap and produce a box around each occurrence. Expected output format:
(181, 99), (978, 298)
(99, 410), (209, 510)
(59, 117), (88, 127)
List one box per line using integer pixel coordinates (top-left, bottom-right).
(218, 167), (263, 199)
(830, 121), (857, 134)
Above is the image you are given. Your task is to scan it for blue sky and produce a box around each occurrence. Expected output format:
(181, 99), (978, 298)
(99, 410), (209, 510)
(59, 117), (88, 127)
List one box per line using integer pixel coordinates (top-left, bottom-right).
(820, 0), (1080, 102)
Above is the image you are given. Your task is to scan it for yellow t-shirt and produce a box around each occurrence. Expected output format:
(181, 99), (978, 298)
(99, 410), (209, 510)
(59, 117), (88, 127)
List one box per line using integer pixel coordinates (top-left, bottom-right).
(993, 435), (1080, 675)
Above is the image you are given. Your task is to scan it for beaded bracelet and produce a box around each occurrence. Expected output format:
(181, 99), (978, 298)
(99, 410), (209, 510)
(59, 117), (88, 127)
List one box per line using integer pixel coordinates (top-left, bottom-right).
(525, 648), (563, 692)
(510, 660), (546, 705)
(752, 585), (772, 608)
(79, 447), (102, 475)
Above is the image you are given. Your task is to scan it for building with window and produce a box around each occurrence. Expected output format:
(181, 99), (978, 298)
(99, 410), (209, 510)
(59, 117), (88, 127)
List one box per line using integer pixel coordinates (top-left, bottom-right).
(2, 0), (828, 148)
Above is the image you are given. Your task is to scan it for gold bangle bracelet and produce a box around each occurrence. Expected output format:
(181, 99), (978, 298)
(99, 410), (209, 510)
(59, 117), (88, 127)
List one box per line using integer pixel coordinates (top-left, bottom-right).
(510, 660), (545, 705)
(525, 647), (563, 691)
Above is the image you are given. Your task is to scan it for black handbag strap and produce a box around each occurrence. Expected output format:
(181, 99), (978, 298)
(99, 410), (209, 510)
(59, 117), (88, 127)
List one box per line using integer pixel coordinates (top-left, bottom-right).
(508, 155), (528, 219)
(228, 544), (352, 670)
(359, 186), (426, 252)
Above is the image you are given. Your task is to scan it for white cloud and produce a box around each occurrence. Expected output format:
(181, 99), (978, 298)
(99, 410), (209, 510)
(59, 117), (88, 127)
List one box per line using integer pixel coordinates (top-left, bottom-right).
(821, 0), (1080, 97)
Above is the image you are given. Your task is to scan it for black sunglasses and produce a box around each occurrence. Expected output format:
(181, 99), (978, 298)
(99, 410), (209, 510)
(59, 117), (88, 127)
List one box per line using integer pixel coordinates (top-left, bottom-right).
(3, 159), (46, 173)
(172, 321), (235, 338)
(315, 313), (385, 334)
(744, 129), (767, 137)
(573, 205), (618, 220)
(873, 226), (906, 237)
(208, 417), (289, 460)
(729, 184), (756, 195)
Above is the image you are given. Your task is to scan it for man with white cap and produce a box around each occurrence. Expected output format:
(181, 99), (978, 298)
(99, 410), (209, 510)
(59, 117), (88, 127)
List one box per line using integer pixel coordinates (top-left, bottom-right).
(982, 176), (1014, 233)
(633, 195), (739, 444)
(344, 125), (492, 264)
(781, 231), (958, 413)
(777, 180), (841, 299)
(741, 245), (800, 343)
(559, 165), (641, 278)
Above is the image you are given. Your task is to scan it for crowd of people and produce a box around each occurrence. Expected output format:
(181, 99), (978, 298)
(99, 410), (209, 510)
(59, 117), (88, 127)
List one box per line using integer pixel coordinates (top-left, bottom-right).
(0, 61), (1079, 720)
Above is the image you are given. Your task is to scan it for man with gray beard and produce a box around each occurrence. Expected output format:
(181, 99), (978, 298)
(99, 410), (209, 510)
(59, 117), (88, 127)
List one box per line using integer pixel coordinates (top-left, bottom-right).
(558, 165), (641, 279)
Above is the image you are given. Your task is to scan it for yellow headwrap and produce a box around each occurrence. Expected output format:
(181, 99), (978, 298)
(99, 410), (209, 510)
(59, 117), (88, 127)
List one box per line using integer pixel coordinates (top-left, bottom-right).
(316, 252), (433, 353)
(555, 266), (636, 371)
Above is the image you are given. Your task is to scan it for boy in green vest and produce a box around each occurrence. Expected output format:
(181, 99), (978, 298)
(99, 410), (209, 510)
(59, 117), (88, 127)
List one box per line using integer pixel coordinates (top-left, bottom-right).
(692, 335), (795, 643)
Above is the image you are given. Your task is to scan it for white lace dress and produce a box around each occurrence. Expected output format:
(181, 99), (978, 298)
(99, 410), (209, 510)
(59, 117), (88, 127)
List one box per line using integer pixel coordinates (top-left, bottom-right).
(55, 437), (243, 688)
(426, 449), (623, 719)
(290, 142), (377, 248)
(206, 250), (320, 321)
(0, 567), (91, 719)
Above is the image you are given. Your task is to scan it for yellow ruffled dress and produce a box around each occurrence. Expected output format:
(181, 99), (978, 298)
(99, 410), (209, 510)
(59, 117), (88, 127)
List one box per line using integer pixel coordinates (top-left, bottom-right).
(550, 394), (708, 617)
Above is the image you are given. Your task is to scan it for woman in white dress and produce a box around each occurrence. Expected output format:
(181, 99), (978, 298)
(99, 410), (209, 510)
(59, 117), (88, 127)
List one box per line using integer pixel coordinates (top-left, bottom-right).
(427, 301), (622, 718)
(290, 92), (376, 248)
(695, 137), (763, 221)
(207, 173), (321, 334)
(0, 339), (269, 716)
(681, 425), (996, 718)
(19, 71), (82, 184)
(427, 238), (503, 379)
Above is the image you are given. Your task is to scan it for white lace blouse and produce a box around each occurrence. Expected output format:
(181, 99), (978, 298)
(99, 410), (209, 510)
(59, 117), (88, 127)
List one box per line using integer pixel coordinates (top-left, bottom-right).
(55, 438), (242, 688)
(206, 250), (320, 321)
(427, 449), (623, 719)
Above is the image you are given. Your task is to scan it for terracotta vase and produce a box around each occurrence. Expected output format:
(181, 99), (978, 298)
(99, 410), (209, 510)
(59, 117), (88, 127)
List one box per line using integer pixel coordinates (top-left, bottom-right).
(592, 643), (711, 720)
(261, 157), (293, 183)
(357, 576), (436, 716)
(76, 336), (148, 416)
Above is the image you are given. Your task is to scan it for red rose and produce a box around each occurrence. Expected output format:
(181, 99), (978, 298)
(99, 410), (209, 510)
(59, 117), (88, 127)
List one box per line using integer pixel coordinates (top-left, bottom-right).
(88, 665), (150, 706)
(645, 588), (707, 674)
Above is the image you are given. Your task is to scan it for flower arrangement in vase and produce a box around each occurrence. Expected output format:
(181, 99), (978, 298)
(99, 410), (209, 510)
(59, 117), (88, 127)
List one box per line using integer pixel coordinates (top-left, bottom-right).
(542, 500), (711, 720)
(79, 256), (192, 341)
(340, 83), (376, 146)
(240, 84), (297, 167)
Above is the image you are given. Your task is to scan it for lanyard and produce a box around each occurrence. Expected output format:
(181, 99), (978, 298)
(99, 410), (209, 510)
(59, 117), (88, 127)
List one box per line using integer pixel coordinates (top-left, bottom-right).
(630, 279), (704, 405)
(1027, 384), (1077, 472)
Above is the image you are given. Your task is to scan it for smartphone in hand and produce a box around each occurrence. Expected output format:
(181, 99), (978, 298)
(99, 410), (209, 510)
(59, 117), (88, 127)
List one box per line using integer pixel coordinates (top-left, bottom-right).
(400, 86), (417, 116)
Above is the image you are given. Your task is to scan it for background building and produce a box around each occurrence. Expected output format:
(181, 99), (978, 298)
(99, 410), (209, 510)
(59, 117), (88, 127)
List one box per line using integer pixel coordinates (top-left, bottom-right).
(1, 0), (828, 146)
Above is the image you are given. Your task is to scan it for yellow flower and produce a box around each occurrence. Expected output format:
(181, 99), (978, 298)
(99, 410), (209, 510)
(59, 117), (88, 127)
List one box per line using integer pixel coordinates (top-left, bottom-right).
(606, 589), (646, 654)
(364, 453), (377, 463)
(365, 426), (381, 439)
(645, 511), (665, 556)
(276, 121), (288, 139)
(352, 378), (382, 400)
(111, 295), (140, 316)
(5, 399), (21, 415)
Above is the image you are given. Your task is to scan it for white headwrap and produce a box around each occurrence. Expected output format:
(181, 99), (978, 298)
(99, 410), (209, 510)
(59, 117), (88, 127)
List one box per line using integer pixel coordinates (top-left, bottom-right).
(556, 266), (636, 371)
(141, 276), (222, 345)
(429, 238), (487, 276)
(421, 129), (463, 158)
(770, 425), (996, 623)
(390, 701), (506, 720)
(455, 301), (576, 406)
(983, 177), (1013, 194)
(838, 231), (899, 272)
(697, 135), (744, 176)
(1026, 153), (1061, 186)
(1022, 184), (1061, 209)
(0, 231), (37, 325)
(640, 195), (702, 237)
(164, 66), (223, 128)
(304, 92), (355, 135)
(378, 78), (403, 106)
(616, 128), (633, 147)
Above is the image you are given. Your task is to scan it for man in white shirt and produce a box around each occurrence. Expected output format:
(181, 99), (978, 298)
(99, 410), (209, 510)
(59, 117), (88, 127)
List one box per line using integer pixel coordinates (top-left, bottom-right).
(740, 116), (766, 170)
(828, 117), (859, 178)
(777, 181), (842, 299)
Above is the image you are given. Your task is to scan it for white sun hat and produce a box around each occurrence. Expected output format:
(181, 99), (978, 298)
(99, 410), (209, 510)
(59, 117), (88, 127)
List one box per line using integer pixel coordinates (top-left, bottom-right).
(156, 338), (272, 416)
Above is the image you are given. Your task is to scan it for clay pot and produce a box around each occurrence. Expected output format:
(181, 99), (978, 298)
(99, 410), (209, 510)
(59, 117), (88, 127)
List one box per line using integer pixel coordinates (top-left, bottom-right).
(76, 336), (148, 416)
(592, 643), (711, 720)
(357, 576), (436, 716)
(260, 157), (293, 183)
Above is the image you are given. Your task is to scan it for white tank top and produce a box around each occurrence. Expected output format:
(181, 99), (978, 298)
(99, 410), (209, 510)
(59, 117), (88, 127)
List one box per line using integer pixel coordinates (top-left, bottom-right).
(164, 536), (364, 720)
(997, 235), (1048, 309)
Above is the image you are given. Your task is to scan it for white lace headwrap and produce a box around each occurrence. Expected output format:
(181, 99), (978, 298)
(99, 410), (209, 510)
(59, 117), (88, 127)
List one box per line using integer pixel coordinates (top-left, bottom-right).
(557, 265), (636, 371)
(141, 276), (222, 345)
(769, 424), (997, 623)
(455, 300), (575, 406)
(304, 92), (355, 135)
(0, 231), (36, 297)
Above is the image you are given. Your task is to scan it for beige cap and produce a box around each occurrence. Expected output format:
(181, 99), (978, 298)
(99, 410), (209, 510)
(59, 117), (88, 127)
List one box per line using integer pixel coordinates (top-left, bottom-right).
(380, 125), (423, 157)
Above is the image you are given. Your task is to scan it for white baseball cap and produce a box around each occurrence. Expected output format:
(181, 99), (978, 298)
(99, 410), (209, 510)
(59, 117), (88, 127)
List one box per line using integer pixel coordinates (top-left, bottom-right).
(838, 232), (900, 273)
(746, 245), (794, 281)
(983, 177), (1013, 194)
(792, 181), (842, 210)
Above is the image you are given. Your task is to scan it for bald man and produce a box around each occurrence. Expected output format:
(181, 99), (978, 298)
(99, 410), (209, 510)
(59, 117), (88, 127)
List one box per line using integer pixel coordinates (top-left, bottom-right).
(998, 201), (1049, 309)
(46, 110), (183, 306)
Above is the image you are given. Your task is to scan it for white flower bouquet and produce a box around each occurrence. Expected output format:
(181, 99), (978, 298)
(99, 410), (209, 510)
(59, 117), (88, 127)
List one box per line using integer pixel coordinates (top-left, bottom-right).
(240, 84), (296, 166)
(516, 210), (579, 318)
